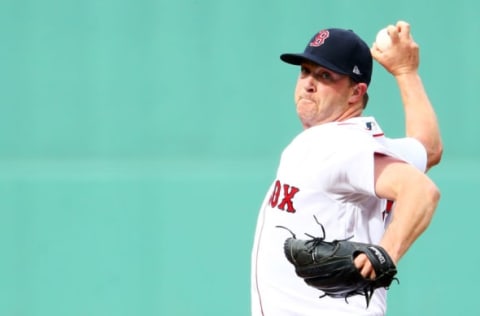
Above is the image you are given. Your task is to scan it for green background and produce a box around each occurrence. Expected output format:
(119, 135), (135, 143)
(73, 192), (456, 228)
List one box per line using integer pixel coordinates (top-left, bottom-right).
(0, 0), (478, 315)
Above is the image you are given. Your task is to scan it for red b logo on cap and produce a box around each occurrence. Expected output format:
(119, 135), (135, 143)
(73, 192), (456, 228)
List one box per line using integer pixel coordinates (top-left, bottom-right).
(309, 30), (330, 47)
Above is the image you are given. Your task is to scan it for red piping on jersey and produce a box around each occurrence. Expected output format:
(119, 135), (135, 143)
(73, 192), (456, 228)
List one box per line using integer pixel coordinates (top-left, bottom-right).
(336, 122), (385, 137)
(254, 206), (268, 315)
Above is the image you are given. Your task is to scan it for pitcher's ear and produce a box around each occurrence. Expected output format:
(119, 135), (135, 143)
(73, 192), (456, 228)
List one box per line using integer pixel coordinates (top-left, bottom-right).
(349, 82), (367, 104)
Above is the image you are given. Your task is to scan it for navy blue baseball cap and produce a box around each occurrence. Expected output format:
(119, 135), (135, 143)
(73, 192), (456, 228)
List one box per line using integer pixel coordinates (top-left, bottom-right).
(280, 28), (373, 86)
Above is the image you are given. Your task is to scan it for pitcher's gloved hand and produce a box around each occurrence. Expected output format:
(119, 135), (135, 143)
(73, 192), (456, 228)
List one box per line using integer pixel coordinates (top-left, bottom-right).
(280, 223), (398, 307)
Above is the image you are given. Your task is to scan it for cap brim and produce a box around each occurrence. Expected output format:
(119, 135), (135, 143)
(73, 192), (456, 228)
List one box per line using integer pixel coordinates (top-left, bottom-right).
(280, 53), (349, 76)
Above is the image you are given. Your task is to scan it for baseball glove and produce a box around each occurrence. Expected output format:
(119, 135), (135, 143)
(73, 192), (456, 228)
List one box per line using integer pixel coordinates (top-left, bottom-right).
(279, 222), (398, 307)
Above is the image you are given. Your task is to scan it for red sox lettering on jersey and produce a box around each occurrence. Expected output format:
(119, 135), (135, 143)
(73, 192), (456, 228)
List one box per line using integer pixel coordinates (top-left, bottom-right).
(269, 180), (299, 213)
(268, 178), (393, 221)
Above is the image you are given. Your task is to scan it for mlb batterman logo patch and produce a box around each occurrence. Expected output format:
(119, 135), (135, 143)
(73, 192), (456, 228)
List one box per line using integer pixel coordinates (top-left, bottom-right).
(309, 30), (330, 47)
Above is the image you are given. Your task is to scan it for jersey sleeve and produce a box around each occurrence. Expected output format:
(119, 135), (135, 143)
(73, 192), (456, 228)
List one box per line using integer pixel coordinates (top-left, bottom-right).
(381, 137), (427, 172)
(325, 131), (400, 198)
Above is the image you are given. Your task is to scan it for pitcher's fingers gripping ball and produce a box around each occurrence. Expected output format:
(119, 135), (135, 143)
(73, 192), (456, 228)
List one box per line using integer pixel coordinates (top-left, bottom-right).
(279, 222), (398, 307)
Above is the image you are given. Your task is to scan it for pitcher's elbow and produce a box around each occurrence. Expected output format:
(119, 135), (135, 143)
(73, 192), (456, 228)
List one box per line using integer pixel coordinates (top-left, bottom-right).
(426, 142), (444, 170)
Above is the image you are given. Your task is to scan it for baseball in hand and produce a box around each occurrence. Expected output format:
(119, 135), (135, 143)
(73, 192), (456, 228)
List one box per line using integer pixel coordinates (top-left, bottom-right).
(375, 28), (391, 51)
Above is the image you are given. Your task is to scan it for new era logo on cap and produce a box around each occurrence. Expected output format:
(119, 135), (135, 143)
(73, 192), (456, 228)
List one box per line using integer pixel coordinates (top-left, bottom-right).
(352, 65), (361, 75)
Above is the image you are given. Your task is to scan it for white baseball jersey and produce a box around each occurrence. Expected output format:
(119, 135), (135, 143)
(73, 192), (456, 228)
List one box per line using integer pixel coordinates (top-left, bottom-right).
(251, 116), (427, 316)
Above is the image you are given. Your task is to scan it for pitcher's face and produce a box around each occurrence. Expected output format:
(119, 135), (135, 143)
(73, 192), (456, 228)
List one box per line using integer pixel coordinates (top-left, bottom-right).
(294, 62), (357, 128)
